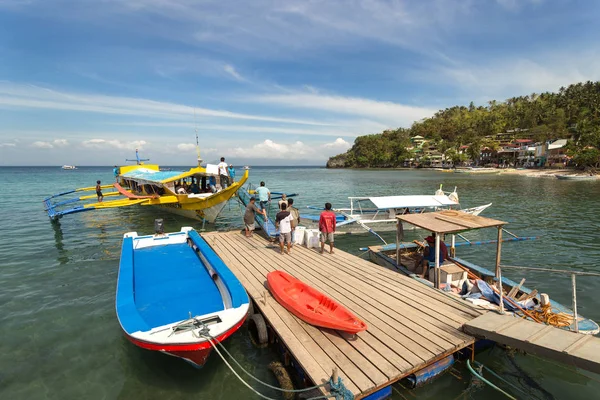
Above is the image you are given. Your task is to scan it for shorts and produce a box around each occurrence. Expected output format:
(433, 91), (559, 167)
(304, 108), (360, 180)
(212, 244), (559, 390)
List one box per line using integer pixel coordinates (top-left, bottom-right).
(245, 223), (255, 231)
(320, 232), (334, 243)
(96, 190), (103, 197)
(259, 200), (268, 210)
(279, 232), (292, 244)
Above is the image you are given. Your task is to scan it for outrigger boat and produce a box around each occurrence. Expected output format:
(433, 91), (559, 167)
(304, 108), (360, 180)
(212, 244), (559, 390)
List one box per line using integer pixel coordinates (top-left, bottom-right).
(44, 150), (248, 223)
(368, 210), (599, 335)
(116, 225), (249, 367)
(61, 165), (77, 170)
(301, 186), (492, 237)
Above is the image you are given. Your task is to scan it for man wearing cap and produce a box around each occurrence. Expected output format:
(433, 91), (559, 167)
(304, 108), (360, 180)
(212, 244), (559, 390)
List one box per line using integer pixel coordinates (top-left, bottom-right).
(417, 233), (448, 279)
(227, 164), (236, 184)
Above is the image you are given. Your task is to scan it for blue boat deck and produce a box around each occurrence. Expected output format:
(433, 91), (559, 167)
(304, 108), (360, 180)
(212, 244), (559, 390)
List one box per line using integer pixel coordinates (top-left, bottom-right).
(133, 243), (224, 328)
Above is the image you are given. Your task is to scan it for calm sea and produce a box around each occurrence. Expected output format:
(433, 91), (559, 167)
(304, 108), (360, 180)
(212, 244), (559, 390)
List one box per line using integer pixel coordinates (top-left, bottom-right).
(1, 166), (599, 399)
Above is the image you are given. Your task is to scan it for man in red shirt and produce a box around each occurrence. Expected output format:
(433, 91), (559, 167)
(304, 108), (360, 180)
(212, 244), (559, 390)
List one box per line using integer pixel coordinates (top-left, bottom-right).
(319, 202), (337, 254)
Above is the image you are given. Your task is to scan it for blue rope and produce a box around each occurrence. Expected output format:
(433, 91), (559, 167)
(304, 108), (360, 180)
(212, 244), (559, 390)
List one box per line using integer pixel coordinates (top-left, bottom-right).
(328, 377), (354, 400)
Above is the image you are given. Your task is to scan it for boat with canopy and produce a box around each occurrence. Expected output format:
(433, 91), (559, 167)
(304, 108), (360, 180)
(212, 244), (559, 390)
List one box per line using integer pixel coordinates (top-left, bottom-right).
(44, 150), (248, 223)
(301, 186), (492, 237)
(368, 210), (599, 335)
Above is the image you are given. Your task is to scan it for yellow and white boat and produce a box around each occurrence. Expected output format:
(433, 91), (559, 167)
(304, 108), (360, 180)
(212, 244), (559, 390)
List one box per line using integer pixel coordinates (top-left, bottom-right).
(44, 151), (247, 223)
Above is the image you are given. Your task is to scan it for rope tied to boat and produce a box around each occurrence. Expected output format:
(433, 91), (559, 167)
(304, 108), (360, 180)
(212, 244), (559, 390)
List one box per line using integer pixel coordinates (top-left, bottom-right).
(534, 304), (574, 328)
(191, 320), (353, 400)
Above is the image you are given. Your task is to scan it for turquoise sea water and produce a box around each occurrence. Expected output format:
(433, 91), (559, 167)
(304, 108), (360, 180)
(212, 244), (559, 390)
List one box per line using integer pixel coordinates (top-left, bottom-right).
(1, 166), (600, 400)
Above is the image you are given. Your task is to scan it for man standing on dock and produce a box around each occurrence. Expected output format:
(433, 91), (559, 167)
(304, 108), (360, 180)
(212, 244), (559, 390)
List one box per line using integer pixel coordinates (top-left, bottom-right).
(276, 203), (294, 255)
(243, 197), (267, 238)
(319, 202), (336, 254)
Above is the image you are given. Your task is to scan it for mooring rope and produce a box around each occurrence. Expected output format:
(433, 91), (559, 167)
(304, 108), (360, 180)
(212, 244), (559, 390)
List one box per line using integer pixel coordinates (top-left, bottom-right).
(182, 320), (354, 400)
(466, 360), (518, 399)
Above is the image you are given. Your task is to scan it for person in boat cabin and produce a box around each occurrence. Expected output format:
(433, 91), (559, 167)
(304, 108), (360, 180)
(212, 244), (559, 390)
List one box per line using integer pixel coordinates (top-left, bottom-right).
(255, 181), (271, 210)
(217, 157), (229, 189)
(243, 197), (267, 237)
(208, 176), (217, 193)
(275, 203), (294, 255)
(319, 202), (336, 254)
(287, 198), (300, 246)
(228, 164), (235, 183)
(278, 194), (288, 211)
(190, 178), (200, 194)
(95, 180), (103, 202)
(416, 234), (449, 279)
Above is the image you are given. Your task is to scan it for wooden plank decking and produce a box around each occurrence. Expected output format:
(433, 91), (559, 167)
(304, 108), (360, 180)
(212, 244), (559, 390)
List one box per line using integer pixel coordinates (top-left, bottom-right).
(203, 231), (483, 398)
(464, 312), (600, 375)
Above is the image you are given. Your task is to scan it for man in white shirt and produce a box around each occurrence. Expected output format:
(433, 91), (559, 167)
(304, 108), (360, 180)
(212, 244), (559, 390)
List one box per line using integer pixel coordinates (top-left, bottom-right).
(275, 203), (294, 255)
(217, 157), (229, 189)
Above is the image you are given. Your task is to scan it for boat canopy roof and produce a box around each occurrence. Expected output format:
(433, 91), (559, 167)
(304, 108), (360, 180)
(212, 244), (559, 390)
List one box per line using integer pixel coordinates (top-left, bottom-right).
(120, 163), (220, 183)
(398, 210), (506, 234)
(360, 195), (458, 210)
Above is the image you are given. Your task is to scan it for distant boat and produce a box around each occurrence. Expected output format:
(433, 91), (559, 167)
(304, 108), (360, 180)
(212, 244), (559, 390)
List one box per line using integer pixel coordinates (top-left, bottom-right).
(61, 165), (77, 170)
(116, 227), (249, 367)
(267, 270), (367, 334)
(556, 174), (597, 181)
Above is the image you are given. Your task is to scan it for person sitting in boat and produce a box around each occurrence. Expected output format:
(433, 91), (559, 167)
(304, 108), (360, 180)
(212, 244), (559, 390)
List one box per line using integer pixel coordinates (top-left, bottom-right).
(208, 176), (218, 193)
(416, 234), (448, 279)
(190, 178), (200, 194)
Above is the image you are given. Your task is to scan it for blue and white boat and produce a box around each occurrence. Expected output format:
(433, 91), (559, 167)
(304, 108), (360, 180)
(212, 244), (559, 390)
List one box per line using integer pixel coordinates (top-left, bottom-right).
(116, 227), (249, 367)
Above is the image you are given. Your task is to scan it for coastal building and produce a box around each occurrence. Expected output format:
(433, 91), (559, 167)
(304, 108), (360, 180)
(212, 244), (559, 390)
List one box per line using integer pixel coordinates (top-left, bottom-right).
(547, 139), (569, 166)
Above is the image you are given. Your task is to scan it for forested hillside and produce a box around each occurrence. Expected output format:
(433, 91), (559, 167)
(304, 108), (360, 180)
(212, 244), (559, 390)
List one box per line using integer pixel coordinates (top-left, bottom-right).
(327, 81), (600, 168)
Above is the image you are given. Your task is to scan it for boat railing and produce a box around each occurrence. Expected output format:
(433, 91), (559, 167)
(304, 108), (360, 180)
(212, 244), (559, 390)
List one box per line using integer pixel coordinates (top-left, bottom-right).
(498, 265), (600, 333)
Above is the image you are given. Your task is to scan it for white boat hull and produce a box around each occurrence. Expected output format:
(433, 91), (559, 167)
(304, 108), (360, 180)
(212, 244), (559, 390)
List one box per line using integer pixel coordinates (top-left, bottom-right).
(150, 201), (229, 223)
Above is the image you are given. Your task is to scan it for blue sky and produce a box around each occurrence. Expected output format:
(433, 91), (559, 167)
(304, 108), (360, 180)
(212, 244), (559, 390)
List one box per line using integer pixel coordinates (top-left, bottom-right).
(1, 0), (599, 166)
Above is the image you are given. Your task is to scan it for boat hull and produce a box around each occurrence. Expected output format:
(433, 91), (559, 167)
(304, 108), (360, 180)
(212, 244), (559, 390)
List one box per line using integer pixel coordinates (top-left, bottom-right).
(151, 200), (228, 223)
(116, 228), (250, 367)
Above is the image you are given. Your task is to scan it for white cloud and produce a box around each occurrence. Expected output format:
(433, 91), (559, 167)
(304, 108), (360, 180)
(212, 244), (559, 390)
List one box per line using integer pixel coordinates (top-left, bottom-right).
(81, 139), (147, 150)
(324, 137), (350, 148)
(31, 141), (54, 148)
(223, 64), (246, 82)
(177, 143), (196, 151)
(420, 52), (600, 100)
(0, 82), (335, 126)
(53, 139), (69, 147)
(251, 92), (436, 127)
(0, 142), (16, 147)
(228, 138), (351, 161)
(230, 139), (311, 159)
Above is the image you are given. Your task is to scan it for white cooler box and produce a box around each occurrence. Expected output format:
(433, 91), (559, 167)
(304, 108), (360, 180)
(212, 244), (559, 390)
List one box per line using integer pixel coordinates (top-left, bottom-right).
(294, 226), (306, 245)
(304, 229), (321, 248)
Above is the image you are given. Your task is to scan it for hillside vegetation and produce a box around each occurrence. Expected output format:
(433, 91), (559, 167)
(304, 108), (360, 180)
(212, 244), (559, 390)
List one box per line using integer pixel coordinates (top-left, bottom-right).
(327, 81), (600, 168)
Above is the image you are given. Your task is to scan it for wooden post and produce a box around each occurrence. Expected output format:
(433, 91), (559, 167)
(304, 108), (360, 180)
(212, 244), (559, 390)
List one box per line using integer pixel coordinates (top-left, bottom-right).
(263, 291), (268, 306)
(572, 274), (579, 333)
(396, 220), (403, 268)
(332, 367), (338, 382)
(435, 233), (441, 289)
(495, 227), (504, 314)
(451, 234), (456, 258)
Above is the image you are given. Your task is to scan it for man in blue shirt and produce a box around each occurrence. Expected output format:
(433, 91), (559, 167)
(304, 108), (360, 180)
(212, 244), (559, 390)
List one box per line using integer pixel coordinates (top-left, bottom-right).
(228, 164), (236, 183)
(255, 181), (271, 210)
(113, 165), (119, 182)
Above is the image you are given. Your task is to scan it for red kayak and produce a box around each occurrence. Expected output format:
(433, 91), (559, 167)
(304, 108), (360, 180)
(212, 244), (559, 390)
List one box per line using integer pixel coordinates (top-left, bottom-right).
(266, 271), (367, 334)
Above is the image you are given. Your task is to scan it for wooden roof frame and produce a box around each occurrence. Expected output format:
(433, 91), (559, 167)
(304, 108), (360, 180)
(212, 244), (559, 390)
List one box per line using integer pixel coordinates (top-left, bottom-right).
(397, 210), (507, 234)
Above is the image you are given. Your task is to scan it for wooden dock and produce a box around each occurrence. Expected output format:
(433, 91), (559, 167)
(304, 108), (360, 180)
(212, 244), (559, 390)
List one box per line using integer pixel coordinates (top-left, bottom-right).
(202, 231), (483, 399)
(464, 312), (600, 375)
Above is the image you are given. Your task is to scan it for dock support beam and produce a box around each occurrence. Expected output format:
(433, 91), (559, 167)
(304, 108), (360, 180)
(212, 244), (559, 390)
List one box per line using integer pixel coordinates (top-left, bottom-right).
(396, 220), (403, 269)
(435, 233), (441, 289)
(495, 227), (504, 314)
(572, 274), (579, 333)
